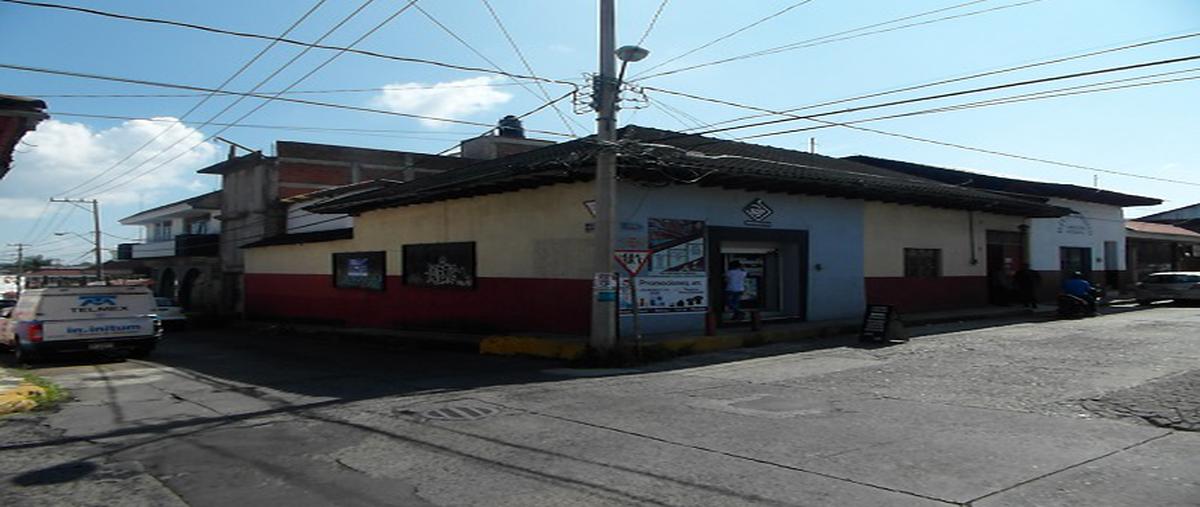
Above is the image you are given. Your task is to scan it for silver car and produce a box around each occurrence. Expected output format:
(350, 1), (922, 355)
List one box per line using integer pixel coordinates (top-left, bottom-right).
(1135, 272), (1200, 305)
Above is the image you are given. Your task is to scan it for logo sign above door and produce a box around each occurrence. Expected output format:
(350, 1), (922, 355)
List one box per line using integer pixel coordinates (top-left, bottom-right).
(742, 198), (774, 227)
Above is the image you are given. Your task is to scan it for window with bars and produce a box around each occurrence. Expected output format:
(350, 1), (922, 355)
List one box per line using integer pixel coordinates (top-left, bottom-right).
(904, 248), (942, 278)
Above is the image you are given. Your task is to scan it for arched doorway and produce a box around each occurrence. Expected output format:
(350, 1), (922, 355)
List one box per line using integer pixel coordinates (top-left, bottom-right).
(158, 268), (176, 299)
(179, 268), (203, 310)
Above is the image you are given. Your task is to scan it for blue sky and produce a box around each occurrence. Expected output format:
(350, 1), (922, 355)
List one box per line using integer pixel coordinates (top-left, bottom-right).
(1, 0), (1198, 264)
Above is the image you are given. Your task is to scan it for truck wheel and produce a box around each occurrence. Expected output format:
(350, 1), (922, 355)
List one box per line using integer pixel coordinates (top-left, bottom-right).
(13, 337), (38, 364)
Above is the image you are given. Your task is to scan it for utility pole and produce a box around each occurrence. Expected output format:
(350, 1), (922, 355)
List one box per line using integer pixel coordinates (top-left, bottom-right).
(7, 242), (31, 297)
(590, 0), (619, 354)
(49, 198), (103, 282)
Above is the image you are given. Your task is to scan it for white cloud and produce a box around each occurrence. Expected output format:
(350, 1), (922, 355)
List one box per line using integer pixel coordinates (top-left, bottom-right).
(372, 77), (513, 128)
(1, 118), (221, 215)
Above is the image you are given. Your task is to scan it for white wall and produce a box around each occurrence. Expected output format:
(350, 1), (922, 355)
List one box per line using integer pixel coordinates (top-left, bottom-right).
(286, 204), (352, 234)
(1028, 198), (1127, 272)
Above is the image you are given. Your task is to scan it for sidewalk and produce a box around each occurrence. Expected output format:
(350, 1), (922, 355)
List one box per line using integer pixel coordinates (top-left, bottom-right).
(252, 304), (1058, 362)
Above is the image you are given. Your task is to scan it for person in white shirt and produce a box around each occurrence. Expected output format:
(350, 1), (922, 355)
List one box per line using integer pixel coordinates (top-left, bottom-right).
(724, 260), (748, 320)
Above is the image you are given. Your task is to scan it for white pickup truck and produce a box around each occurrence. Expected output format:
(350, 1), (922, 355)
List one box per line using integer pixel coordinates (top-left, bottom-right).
(0, 286), (163, 363)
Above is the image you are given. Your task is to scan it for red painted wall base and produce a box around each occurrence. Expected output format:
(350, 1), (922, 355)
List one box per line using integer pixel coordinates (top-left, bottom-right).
(245, 274), (591, 335)
(865, 276), (988, 313)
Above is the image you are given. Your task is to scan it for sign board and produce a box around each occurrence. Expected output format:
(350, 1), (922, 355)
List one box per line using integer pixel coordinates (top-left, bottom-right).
(860, 304), (906, 343)
(614, 250), (652, 276)
(620, 276), (707, 314)
(593, 272), (617, 291)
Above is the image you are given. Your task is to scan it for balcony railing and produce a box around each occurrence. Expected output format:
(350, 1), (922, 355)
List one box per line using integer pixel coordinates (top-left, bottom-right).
(116, 234), (219, 260)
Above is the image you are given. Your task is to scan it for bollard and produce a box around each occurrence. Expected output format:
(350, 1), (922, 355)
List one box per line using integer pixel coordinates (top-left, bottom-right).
(705, 311), (717, 336)
(751, 310), (762, 331)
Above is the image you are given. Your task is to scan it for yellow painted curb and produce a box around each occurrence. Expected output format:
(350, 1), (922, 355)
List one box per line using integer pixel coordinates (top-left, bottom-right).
(480, 336), (587, 360)
(0, 382), (45, 415)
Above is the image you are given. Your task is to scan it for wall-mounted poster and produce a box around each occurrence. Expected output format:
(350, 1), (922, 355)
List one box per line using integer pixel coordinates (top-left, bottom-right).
(621, 218), (707, 314)
(333, 251), (386, 290)
(403, 242), (476, 289)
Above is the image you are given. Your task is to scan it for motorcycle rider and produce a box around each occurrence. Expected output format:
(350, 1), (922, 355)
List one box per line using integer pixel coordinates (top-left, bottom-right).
(1061, 271), (1099, 315)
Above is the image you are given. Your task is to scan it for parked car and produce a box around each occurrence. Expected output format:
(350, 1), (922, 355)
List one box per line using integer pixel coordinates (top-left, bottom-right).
(1135, 272), (1200, 305)
(0, 286), (163, 363)
(154, 297), (187, 329)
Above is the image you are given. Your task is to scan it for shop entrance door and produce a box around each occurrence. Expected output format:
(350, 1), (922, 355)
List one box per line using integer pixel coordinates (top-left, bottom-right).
(722, 250), (780, 312)
(1060, 247), (1093, 280)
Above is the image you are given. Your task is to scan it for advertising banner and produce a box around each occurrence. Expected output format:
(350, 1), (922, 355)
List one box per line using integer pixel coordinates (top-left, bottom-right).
(620, 218), (707, 314)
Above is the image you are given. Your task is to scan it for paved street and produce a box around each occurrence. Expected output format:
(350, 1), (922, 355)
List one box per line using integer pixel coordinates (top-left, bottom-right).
(2, 306), (1199, 506)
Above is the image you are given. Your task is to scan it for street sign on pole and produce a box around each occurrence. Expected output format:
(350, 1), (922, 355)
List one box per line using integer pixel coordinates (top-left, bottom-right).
(613, 250), (651, 276)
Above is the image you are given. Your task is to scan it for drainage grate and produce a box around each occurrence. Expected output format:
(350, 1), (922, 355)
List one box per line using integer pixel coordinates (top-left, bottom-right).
(420, 405), (500, 421)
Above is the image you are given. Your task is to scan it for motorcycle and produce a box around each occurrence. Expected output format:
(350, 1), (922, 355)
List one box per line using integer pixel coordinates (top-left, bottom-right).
(1057, 287), (1102, 318)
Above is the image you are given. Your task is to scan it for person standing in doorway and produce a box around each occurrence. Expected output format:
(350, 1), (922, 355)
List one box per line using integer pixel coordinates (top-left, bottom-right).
(725, 260), (747, 320)
(1013, 263), (1041, 309)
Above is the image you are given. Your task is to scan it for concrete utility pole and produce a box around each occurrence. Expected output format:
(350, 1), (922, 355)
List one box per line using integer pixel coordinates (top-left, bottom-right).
(590, 0), (619, 353)
(7, 242), (31, 297)
(49, 198), (103, 281)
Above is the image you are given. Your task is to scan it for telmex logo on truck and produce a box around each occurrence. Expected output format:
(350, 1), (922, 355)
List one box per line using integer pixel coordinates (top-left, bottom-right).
(70, 295), (128, 313)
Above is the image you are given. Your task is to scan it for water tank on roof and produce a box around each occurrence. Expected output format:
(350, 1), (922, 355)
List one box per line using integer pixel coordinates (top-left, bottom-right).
(497, 115), (524, 138)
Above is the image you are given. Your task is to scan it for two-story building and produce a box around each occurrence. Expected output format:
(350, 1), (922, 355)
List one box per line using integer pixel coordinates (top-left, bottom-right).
(118, 191), (222, 311)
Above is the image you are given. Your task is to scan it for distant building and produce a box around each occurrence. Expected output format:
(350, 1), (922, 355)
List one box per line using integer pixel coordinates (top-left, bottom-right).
(1136, 201), (1200, 234)
(1124, 220), (1200, 283)
(0, 94), (48, 180)
(847, 156), (1160, 300)
(118, 191), (222, 312)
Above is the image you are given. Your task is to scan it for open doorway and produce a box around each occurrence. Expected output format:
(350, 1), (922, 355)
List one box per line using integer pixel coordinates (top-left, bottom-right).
(707, 226), (807, 323)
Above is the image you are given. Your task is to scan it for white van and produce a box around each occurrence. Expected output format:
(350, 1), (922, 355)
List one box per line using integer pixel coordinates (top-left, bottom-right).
(0, 286), (162, 362)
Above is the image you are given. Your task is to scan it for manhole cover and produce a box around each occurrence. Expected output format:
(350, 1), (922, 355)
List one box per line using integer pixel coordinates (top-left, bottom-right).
(421, 405), (500, 421)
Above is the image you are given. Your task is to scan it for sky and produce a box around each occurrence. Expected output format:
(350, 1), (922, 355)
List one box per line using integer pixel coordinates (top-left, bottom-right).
(1, 0), (1198, 264)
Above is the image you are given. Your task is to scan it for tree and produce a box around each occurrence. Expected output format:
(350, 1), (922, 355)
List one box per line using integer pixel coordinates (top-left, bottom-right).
(0, 254), (60, 273)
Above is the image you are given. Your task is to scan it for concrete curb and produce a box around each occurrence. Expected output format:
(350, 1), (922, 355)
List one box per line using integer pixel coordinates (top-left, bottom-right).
(0, 368), (44, 416)
(476, 307), (1056, 361)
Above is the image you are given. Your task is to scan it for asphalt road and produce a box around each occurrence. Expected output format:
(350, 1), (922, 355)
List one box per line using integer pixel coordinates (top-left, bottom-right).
(2, 306), (1199, 506)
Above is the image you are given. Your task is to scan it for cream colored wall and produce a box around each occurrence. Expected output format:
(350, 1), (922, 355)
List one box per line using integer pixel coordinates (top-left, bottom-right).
(863, 202), (1024, 277)
(244, 182), (595, 279)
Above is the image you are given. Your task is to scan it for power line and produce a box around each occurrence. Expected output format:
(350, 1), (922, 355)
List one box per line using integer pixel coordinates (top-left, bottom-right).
(412, 3), (582, 137)
(737, 67), (1200, 140)
(687, 30), (1200, 131)
(0, 0), (577, 88)
(47, 111), (481, 135)
(636, 0), (671, 47)
(656, 53), (1200, 138)
(0, 63), (575, 138)
(79, 0), (409, 198)
(55, 0), (329, 198)
(23, 82), (537, 98)
(643, 85), (1200, 188)
(630, 0), (815, 79)
(436, 89), (577, 155)
(478, 0), (583, 136)
(633, 0), (1040, 82)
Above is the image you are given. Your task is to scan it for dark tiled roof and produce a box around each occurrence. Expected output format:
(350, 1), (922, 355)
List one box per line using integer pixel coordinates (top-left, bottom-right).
(0, 94), (47, 111)
(197, 151), (270, 175)
(310, 126), (1071, 218)
(241, 228), (353, 249)
(845, 155), (1161, 207)
(119, 191), (222, 223)
(277, 141), (474, 171)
